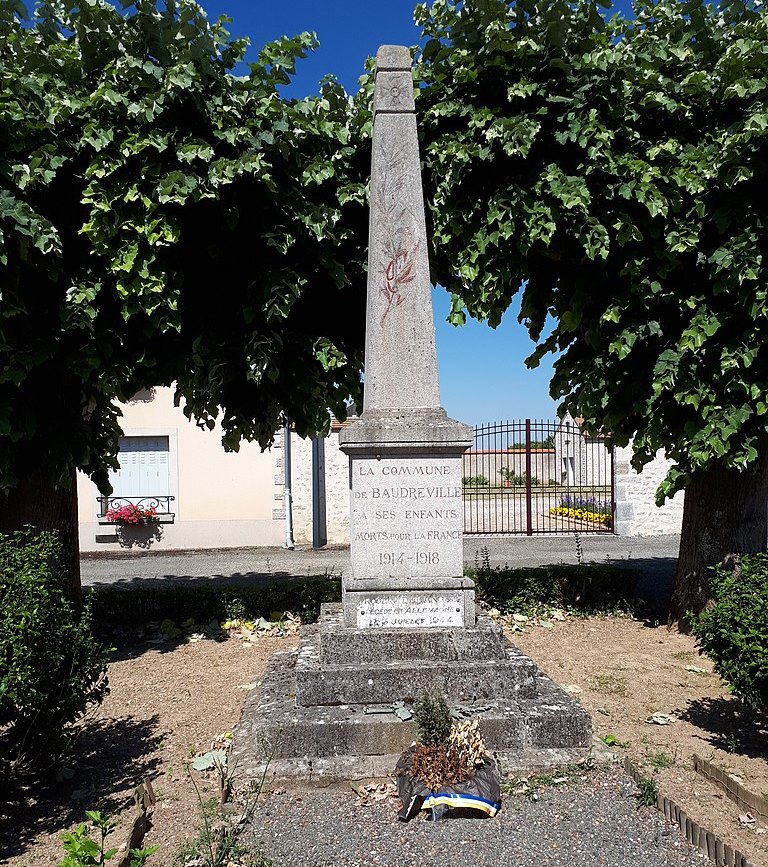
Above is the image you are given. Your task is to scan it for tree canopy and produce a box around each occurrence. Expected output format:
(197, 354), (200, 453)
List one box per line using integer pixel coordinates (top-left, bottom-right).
(416, 0), (768, 503)
(0, 0), (369, 499)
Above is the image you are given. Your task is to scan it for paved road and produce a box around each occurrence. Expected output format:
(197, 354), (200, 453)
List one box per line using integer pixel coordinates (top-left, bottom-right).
(81, 533), (678, 598)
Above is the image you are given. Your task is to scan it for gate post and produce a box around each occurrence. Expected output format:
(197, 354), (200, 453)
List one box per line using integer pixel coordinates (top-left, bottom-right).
(525, 419), (533, 536)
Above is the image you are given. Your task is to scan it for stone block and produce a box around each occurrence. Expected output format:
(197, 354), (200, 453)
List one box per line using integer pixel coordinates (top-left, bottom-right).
(341, 588), (475, 629)
(521, 676), (593, 748)
(375, 71), (415, 113)
(376, 45), (411, 70)
(318, 604), (505, 665)
(294, 624), (537, 706)
(341, 577), (476, 628)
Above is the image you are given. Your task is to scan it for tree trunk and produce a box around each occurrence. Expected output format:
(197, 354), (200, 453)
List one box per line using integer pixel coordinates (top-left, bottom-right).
(670, 453), (768, 628)
(0, 469), (81, 602)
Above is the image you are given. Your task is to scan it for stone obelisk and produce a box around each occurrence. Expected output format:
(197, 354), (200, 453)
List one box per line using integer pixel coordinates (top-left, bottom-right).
(231, 47), (593, 781)
(339, 45), (475, 629)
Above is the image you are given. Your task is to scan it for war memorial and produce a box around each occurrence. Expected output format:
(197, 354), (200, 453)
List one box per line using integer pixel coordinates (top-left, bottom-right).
(232, 46), (592, 781)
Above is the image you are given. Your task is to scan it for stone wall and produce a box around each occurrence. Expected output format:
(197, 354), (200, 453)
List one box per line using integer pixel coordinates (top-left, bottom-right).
(613, 444), (684, 536)
(291, 428), (350, 546)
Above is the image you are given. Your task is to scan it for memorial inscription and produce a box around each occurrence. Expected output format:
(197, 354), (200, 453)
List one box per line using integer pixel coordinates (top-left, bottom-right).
(356, 592), (465, 629)
(349, 455), (465, 580)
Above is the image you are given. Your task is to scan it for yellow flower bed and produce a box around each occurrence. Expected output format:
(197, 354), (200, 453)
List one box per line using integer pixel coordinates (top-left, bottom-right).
(550, 506), (611, 526)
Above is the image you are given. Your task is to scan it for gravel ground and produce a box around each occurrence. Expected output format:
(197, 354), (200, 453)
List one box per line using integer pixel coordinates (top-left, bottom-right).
(248, 767), (703, 867)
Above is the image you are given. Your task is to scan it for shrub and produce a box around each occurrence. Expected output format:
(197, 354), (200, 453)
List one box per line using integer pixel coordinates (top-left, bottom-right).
(0, 528), (110, 779)
(692, 554), (768, 712)
(462, 475), (489, 487)
(468, 550), (638, 616)
(498, 469), (540, 486)
(413, 693), (452, 747)
(91, 573), (342, 630)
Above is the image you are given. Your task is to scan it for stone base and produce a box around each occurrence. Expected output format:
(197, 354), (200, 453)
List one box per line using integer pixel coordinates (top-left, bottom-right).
(296, 622), (537, 706)
(231, 604), (593, 782)
(242, 743), (615, 787)
(318, 603), (504, 665)
(231, 647), (594, 782)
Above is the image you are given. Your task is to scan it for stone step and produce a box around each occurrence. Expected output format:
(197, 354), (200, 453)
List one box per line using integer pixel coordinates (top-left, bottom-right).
(231, 649), (593, 773)
(295, 623), (537, 706)
(317, 603), (506, 666)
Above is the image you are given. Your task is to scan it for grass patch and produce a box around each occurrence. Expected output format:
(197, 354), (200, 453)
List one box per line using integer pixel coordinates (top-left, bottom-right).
(589, 673), (628, 697)
(90, 573), (341, 630)
(468, 548), (639, 617)
(503, 760), (593, 801)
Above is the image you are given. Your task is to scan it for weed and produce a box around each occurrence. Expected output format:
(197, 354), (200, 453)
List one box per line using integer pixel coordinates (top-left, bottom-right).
(175, 738), (276, 867)
(599, 733), (630, 748)
(504, 759), (593, 801)
(650, 751), (673, 770)
(58, 810), (158, 867)
(636, 776), (659, 807)
(413, 694), (452, 747)
(224, 597), (248, 623)
(574, 532), (583, 566)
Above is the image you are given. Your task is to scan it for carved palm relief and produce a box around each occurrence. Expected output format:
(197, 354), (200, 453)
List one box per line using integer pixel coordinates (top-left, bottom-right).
(374, 141), (420, 326)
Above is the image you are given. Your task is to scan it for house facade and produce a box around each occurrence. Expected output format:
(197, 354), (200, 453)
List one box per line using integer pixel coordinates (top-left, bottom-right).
(78, 395), (686, 551)
(76, 386), (284, 551)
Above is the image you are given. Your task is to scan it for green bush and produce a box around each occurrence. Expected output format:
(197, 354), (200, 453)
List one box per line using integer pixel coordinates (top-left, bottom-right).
(692, 554), (768, 712)
(462, 475), (489, 487)
(0, 528), (110, 779)
(413, 693), (452, 747)
(468, 550), (638, 616)
(91, 573), (342, 630)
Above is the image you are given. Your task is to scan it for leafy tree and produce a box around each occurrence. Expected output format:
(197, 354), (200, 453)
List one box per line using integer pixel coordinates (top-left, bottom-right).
(0, 0), (369, 593)
(415, 0), (768, 623)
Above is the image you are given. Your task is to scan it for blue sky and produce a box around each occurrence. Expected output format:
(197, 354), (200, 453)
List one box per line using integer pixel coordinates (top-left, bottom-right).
(199, 0), (635, 424)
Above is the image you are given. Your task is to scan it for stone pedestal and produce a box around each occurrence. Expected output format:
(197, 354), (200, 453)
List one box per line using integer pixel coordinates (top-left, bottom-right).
(340, 407), (473, 627)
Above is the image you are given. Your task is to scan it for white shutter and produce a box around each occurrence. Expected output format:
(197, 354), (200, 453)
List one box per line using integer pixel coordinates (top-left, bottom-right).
(109, 436), (170, 498)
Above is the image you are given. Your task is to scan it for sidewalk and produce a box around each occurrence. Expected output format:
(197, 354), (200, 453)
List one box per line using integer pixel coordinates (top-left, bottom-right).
(81, 534), (679, 598)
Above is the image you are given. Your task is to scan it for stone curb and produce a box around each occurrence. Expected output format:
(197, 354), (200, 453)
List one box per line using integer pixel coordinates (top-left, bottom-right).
(114, 779), (155, 867)
(253, 741), (613, 789)
(623, 757), (755, 867)
(693, 753), (768, 825)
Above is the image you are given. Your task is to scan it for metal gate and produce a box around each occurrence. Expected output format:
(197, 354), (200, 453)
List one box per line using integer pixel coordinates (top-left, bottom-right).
(463, 419), (614, 535)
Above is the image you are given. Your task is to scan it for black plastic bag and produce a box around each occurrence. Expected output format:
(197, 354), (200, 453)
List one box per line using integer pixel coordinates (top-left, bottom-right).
(395, 746), (502, 821)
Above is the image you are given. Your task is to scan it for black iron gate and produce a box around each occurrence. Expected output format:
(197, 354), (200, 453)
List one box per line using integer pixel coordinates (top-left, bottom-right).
(463, 419), (614, 535)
